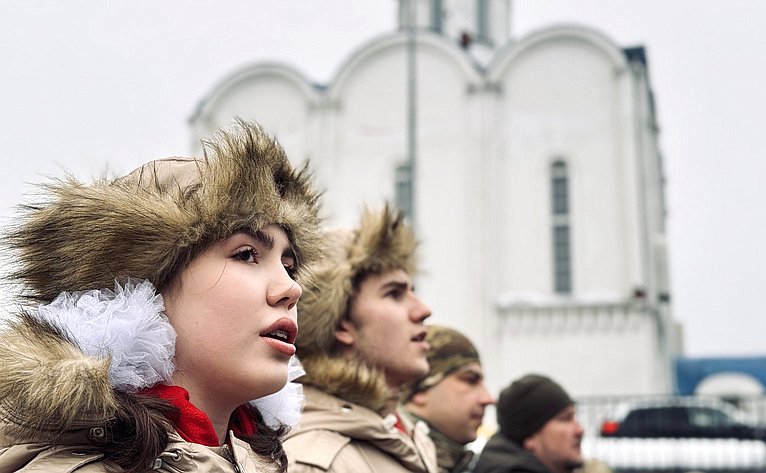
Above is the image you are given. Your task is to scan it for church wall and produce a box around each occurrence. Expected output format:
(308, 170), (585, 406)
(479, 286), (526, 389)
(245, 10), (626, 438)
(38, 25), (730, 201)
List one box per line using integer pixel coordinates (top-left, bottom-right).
(187, 22), (676, 396)
(492, 306), (667, 397)
(495, 37), (634, 299)
(321, 45), (407, 226)
(190, 67), (315, 169)
(328, 36), (487, 344)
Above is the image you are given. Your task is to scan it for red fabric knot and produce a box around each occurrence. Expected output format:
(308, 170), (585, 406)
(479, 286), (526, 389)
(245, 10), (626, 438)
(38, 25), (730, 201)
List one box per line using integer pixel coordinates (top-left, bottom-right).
(142, 384), (220, 446)
(141, 384), (259, 447)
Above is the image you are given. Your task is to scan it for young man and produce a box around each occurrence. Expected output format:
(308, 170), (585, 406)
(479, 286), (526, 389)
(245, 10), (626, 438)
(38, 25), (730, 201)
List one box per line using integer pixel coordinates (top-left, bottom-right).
(474, 374), (584, 473)
(284, 206), (438, 473)
(403, 325), (495, 473)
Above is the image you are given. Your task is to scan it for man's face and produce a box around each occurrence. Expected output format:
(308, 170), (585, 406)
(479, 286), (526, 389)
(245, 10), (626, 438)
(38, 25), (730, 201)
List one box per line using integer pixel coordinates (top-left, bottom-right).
(524, 405), (584, 473)
(408, 363), (495, 445)
(336, 269), (432, 388)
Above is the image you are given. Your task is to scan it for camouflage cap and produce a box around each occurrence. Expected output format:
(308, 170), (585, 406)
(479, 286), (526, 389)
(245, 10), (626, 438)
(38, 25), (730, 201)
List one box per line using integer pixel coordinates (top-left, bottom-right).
(404, 325), (480, 400)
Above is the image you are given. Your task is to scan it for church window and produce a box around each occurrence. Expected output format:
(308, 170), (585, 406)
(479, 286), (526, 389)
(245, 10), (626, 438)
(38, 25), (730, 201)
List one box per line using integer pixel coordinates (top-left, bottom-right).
(551, 160), (572, 294)
(431, 0), (443, 32)
(553, 225), (572, 294)
(477, 0), (489, 42)
(552, 161), (569, 215)
(395, 161), (413, 220)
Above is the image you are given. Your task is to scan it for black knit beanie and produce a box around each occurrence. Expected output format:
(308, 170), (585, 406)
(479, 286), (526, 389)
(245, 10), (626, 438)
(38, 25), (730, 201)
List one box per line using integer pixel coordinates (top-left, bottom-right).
(496, 374), (573, 444)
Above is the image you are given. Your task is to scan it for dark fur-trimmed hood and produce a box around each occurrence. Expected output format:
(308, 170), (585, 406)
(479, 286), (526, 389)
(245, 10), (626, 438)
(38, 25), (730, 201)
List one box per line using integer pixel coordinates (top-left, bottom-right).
(6, 120), (323, 303)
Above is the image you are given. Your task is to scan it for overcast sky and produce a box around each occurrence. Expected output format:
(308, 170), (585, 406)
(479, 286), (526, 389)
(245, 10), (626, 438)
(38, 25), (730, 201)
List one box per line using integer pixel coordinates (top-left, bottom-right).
(1, 1), (764, 357)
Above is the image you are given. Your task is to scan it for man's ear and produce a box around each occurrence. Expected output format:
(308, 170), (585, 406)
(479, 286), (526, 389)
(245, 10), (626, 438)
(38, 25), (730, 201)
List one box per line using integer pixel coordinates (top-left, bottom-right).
(523, 434), (537, 452)
(334, 319), (355, 347)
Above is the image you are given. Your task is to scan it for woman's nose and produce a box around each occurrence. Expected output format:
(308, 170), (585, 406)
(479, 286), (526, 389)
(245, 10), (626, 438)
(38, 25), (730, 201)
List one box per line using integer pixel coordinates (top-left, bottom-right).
(267, 271), (303, 309)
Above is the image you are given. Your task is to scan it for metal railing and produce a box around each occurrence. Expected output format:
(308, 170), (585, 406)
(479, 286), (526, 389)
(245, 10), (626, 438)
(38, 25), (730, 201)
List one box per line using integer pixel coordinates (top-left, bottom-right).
(574, 394), (766, 472)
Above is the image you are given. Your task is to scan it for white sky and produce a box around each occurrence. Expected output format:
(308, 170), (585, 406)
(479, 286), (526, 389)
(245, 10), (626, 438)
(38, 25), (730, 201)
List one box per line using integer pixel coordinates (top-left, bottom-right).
(1, 1), (764, 357)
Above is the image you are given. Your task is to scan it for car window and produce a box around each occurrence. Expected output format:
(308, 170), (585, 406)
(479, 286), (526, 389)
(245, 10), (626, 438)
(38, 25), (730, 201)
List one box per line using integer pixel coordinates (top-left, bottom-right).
(624, 407), (687, 432)
(688, 407), (734, 427)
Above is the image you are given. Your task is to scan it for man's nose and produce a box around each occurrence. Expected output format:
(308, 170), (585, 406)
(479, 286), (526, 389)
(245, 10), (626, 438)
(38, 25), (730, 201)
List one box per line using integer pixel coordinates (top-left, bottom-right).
(574, 419), (585, 436)
(410, 294), (431, 322)
(479, 384), (495, 406)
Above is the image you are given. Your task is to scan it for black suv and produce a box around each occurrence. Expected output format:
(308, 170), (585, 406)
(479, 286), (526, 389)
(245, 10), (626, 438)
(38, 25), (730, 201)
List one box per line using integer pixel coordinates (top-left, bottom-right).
(600, 400), (766, 440)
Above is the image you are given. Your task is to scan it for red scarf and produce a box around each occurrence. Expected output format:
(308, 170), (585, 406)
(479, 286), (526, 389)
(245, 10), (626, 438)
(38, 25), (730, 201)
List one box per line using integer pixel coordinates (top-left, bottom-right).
(394, 414), (408, 434)
(142, 384), (256, 447)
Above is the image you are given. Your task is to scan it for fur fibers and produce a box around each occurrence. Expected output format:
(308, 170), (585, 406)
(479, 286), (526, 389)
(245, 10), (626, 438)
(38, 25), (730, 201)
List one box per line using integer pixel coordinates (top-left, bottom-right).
(6, 120), (323, 303)
(296, 206), (417, 413)
(0, 120), (322, 448)
(0, 313), (116, 441)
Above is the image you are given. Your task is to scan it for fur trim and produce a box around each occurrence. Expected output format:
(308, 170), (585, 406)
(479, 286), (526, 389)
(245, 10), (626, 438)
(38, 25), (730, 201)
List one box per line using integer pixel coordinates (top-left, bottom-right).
(295, 205), (416, 412)
(6, 120), (323, 303)
(299, 355), (394, 415)
(0, 313), (116, 439)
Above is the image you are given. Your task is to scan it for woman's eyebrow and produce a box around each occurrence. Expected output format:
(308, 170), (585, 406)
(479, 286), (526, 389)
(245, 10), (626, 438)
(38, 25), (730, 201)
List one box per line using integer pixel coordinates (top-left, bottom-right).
(255, 230), (274, 249)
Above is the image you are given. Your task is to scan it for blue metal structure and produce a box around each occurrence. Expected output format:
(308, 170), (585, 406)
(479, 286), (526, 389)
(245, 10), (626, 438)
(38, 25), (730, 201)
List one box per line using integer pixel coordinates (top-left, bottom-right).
(675, 356), (766, 394)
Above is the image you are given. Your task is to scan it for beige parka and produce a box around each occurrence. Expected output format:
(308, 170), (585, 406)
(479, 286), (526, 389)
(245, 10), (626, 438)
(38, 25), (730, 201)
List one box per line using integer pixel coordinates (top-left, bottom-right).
(285, 386), (438, 473)
(0, 315), (282, 473)
(0, 431), (279, 473)
(283, 207), (438, 473)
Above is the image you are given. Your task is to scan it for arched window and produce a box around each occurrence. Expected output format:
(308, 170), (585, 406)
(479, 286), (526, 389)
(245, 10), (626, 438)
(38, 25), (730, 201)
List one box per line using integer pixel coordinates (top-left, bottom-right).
(477, 0), (489, 42)
(551, 160), (571, 294)
(431, 0), (443, 32)
(394, 161), (413, 220)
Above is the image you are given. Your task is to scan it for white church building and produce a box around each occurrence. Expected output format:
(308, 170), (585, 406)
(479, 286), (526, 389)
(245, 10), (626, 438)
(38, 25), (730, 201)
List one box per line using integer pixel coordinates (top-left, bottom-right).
(189, 0), (678, 397)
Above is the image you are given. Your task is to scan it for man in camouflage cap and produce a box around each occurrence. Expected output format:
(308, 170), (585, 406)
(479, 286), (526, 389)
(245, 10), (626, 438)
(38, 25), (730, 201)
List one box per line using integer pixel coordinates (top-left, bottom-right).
(404, 325), (495, 473)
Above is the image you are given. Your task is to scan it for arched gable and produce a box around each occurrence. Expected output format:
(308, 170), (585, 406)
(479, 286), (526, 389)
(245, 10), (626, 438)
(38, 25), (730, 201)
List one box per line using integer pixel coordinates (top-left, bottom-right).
(488, 23), (629, 81)
(326, 30), (482, 102)
(190, 62), (320, 127)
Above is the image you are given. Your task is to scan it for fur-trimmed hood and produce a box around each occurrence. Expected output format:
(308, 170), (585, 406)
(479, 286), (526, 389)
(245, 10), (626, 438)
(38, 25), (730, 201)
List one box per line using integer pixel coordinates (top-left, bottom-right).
(0, 313), (282, 473)
(6, 120), (323, 303)
(0, 313), (116, 443)
(0, 121), (320, 472)
(295, 206), (417, 413)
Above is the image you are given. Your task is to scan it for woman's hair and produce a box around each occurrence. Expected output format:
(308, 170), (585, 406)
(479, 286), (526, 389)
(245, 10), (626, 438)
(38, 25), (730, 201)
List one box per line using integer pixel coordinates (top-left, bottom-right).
(102, 393), (177, 473)
(101, 397), (289, 473)
(232, 405), (289, 473)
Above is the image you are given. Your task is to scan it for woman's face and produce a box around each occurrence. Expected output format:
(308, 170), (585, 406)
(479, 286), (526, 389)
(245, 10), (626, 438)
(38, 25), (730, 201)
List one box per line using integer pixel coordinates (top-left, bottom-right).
(163, 225), (302, 414)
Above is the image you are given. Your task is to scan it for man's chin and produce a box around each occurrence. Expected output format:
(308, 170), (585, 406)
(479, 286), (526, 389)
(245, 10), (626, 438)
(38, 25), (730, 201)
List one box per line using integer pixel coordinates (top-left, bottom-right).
(564, 458), (585, 472)
(389, 366), (428, 386)
(410, 363), (430, 380)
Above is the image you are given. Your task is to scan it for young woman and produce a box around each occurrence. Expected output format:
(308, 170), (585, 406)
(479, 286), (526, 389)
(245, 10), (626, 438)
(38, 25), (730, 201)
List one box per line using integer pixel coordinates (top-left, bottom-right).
(0, 121), (322, 472)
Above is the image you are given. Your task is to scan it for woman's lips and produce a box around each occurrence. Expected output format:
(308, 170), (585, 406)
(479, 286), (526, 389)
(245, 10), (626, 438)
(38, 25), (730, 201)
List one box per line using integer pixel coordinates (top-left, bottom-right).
(261, 335), (297, 356)
(260, 317), (298, 356)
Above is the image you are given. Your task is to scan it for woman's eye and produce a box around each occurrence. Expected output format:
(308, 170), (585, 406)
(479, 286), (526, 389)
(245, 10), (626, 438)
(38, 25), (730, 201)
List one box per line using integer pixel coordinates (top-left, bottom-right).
(386, 290), (404, 300)
(234, 248), (257, 263)
(284, 263), (298, 278)
(282, 255), (297, 278)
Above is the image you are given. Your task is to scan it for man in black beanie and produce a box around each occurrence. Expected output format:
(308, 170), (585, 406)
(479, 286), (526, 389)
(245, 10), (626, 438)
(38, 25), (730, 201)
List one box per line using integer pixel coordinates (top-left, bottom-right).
(474, 374), (584, 473)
